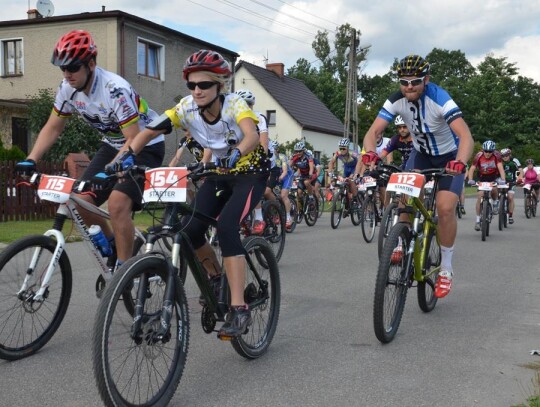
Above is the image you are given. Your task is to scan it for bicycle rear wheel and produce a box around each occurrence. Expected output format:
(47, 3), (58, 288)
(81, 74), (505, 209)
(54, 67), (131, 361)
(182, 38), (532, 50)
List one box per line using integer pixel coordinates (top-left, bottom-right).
(417, 226), (440, 312)
(373, 223), (411, 343)
(232, 236), (280, 359)
(0, 235), (72, 360)
(93, 253), (189, 407)
(377, 202), (398, 258)
(330, 193), (344, 229)
(361, 197), (377, 243)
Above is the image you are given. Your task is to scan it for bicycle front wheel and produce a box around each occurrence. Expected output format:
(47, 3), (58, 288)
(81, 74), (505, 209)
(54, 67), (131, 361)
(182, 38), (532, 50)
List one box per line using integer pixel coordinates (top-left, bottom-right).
(377, 202), (398, 258)
(417, 226), (440, 312)
(361, 197), (377, 243)
(481, 200), (489, 241)
(330, 193), (344, 229)
(373, 222), (411, 343)
(304, 197), (318, 226)
(0, 235), (72, 361)
(93, 254), (189, 407)
(232, 236), (280, 359)
(498, 195), (506, 231)
(262, 199), (286, 263)
(287, 195), (298, 233)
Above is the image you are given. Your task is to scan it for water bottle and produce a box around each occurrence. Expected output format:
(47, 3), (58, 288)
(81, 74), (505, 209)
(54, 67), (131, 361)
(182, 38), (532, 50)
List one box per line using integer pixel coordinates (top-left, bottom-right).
(88, 225), (112, 257)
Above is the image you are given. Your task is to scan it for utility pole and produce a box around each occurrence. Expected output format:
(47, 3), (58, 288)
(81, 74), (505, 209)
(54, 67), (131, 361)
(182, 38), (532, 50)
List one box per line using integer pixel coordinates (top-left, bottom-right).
(343, 29), (359, 151)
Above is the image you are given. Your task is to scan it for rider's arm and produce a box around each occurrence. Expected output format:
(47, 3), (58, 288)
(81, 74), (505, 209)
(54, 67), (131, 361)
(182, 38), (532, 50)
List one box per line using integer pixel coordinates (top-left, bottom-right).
(26, 112), (67, 162)
(363, 117), (389, 153)
(385, 151), (393, 164)
(168, 146), (186, 167)
(308, 160), (314, 177)
(328, 155), (336, 172)
(236, 117), (260, 156)
(497, 161), (506, 181)
(126, 127), (164, 155)
(467, 164), (476, 181)
(449, 117), (474, 164)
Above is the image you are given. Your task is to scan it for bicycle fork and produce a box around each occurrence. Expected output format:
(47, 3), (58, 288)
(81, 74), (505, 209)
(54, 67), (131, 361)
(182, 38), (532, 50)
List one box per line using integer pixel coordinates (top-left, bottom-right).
(17, 229), (65, 303)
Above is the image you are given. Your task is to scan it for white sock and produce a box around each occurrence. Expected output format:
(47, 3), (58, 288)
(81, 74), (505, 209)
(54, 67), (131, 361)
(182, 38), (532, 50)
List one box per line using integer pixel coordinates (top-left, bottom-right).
(440, 245), (454, 273)
(254, 208), (263, 221)
(476, 215), (481, 223)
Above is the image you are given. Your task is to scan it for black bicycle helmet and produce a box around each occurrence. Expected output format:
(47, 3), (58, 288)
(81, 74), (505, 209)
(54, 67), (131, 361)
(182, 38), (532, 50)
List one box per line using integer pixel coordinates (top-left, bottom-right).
(396, 55), (430, 77)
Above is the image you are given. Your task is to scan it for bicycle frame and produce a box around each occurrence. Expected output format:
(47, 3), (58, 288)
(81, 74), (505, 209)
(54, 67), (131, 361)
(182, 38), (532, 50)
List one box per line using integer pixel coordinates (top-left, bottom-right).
(17, 174), (145, 302)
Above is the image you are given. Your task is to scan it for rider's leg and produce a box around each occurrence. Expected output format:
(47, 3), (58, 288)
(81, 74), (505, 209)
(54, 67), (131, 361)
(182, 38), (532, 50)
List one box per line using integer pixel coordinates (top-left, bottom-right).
(437, 190), (459, 270)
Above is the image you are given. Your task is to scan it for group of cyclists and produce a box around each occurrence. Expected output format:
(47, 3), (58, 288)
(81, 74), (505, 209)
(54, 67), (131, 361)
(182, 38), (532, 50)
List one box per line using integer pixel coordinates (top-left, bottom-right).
(11, 29), (540, 404)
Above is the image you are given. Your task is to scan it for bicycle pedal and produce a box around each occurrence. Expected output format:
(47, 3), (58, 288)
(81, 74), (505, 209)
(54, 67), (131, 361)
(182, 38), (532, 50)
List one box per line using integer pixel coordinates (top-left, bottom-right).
(217, 332), (234, 341)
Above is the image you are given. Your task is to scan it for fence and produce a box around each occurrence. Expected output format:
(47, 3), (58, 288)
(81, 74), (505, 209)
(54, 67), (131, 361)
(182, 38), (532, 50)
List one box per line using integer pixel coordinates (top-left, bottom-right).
(0, 160), (67, 222)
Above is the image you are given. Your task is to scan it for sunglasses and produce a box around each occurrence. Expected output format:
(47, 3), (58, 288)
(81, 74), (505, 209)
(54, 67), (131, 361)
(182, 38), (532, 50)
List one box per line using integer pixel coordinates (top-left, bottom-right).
(339, 148), (348, 151)
(399, 78), (424, 87)
(186, 81), (218, 90)
(397, 125), (408, 129)
(60, 64), (83, 73)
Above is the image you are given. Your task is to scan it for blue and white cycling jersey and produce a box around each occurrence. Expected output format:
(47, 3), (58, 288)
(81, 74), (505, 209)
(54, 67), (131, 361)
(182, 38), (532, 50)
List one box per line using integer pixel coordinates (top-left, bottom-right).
(377, 82), (463, 156)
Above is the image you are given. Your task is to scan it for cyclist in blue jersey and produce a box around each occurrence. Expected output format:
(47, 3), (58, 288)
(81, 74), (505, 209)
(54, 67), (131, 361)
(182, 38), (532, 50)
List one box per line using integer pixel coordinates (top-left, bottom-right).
(362, 54), (474, 299)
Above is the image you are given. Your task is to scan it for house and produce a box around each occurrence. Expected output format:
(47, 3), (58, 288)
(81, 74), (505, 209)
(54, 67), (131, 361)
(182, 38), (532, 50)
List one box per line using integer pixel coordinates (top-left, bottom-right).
(0, 8), (239, 160)
(234, 60), (344, 159)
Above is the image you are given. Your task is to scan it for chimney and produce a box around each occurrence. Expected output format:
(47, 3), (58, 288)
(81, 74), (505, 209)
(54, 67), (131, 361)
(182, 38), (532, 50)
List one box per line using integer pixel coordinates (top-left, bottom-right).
(27, 9), (42, 19)
(266, 63), (285, 78)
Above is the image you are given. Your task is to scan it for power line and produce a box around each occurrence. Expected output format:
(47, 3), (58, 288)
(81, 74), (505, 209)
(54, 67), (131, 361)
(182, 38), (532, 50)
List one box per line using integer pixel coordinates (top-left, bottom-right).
(274, 0), (339, 28)
(247, 0), (334, 33)
(217, 0), (317, 37)
(185, 0), (312, 45)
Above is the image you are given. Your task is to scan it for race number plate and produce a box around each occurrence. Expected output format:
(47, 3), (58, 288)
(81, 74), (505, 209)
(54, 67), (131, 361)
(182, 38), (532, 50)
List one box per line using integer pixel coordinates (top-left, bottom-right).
(37, 175), (75, 203)
(386, 172), (425, 198)
(362, 176), (377, 187)
(477, 182), (494, 191)
(143, 167), (188, 203)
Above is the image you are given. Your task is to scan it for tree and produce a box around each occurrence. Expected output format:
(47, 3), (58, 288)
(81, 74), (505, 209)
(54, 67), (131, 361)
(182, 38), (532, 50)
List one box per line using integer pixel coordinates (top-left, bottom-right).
(26, 88), (101, 162)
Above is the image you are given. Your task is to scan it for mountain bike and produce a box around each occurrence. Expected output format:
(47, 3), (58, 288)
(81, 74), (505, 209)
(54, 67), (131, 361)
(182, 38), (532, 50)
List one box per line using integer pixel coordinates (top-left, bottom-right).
(373, 168), (451, 343)
(328, 174), (361, 229)
(0, 171), (171, 361)
(92, 165), (280, 407)
(497, 183), (510, 230)
(476, 181), (496, 241)
(376, 163), (404, 258)
(523, 183), (538, 218)
(360, 174), (381, 243)
(294, 176), (319, 227)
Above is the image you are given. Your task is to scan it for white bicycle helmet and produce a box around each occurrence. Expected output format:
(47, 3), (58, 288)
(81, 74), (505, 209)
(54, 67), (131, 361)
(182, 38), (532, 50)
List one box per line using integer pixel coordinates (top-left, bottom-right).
(294, 141), (305, 152)
(394, 115), (405, 126)
(338, 138), (350, 148)
(270, 140), (279, 150)
(482, 140), (496, 152)
(234, 89), (256, 105)
(500, 148), (511, 156)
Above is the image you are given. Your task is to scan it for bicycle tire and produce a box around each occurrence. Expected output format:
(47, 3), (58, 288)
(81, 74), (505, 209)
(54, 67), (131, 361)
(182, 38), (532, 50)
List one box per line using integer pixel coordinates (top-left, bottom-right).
(287, 197), (298, 233)
(330, 193), (344, 229)
(498, 194), (506, 231)
(361, 197), (377, 243)
(417, 227), (440, 312)
(93, 253), (189, 407)
(0, 235), (72, 360)
(373, 222), (411, 343)
(350, 195), (362, 226)
(377, 202), (398, 258)
(261, 199), (286, 264)
(456, 203), (462, 219)
(232, 236), (280, 359)
(304, 196), (318, 227)
(533, 196), (538, 217)
(481, 200), (488, 241)
(317, 194), (324, 218)
(525, 194), (532, 218)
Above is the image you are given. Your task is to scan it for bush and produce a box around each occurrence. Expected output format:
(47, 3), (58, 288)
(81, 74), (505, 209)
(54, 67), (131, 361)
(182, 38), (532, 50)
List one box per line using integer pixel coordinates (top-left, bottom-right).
(0, 140), (25, 161)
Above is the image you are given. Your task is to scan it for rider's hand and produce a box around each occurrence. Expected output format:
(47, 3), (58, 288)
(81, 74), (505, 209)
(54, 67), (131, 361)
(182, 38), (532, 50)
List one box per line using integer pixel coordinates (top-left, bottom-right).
(15, 159), (36, 176)
(497, 179), (507, 185)
(361, 151), (380, 165)
(91, 172), (114, 190)
(467, 179), (476, 186)
(445, 159), (466, 175)
(216, 148), (241, 169)
(309, 173), (317, 182)
(105, 148), (135, 175)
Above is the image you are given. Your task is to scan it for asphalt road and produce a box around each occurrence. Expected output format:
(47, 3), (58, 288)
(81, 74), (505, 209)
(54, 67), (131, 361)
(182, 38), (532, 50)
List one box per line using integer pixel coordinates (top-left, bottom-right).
(1, 195), (540, 407)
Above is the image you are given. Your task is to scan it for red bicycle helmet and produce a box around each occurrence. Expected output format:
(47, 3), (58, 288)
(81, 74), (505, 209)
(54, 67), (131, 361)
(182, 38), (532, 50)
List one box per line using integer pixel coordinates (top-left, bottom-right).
(182, 50), (231, 80)
(51, 30), (97, 66)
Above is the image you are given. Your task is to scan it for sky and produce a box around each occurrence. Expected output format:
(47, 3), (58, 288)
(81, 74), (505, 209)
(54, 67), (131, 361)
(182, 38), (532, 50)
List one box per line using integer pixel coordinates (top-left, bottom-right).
(5, 0), (540, 82)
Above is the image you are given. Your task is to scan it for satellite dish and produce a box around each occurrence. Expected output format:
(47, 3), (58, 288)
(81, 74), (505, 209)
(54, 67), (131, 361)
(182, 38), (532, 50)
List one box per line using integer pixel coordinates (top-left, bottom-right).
(36, 0), (54, 17)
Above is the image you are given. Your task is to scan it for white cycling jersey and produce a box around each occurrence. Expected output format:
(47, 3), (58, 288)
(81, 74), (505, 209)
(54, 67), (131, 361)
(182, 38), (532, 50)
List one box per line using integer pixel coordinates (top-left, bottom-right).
(377, 82), (463, 156)
(53, 67), (163, 149)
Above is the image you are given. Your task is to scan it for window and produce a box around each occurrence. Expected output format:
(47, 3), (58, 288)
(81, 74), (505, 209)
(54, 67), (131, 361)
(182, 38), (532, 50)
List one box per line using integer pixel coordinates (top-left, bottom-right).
(12, 117), (29, 154)
(266, 110), (276, 126)
(137, 38), (164, 79)
(1, 38), (23, 76)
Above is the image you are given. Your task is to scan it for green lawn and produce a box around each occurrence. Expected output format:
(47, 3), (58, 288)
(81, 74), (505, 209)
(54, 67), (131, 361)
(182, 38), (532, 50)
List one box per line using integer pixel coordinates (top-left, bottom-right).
(0, 210), (165, 244)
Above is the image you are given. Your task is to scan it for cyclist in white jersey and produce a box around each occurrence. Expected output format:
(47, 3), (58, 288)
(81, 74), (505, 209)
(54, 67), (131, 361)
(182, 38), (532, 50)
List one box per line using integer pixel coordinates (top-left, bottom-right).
(16, 30), (164, 272)
(362, 54), (474, 299)
(112, 50), (269, 337)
